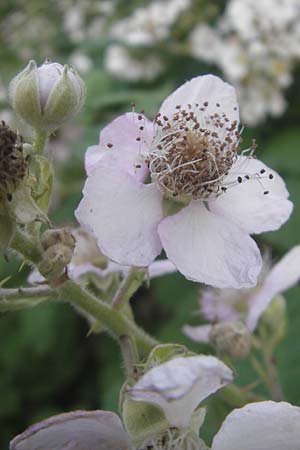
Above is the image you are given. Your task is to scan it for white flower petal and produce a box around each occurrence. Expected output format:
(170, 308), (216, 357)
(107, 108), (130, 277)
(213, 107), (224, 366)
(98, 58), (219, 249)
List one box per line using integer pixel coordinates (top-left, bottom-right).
(209, 156), (293, 234)
(158, 202), (262, 288)
(128, 355), (232, 428)
(75, 168), (163, 267)
(148, 259), (177, 279)
(85, 112), (153, 181)
(183, 324), (212, 343)
(10, 410), (129, 450)
(211, 401), (300, 450)
(159, 75), (239, 125)
(247, 245), (300, 331)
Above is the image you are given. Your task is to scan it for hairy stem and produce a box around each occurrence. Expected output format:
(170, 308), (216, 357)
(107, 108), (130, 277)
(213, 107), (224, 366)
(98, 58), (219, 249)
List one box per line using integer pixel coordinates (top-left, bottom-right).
(112, 268), (147, 310)
(59, 281), (158, 355)
(33, 130), (48, 154)
(0, 286), (53, 312)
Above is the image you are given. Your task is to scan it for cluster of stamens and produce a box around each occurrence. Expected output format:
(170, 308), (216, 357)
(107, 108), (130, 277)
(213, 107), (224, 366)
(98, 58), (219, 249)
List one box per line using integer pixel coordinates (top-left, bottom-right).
(0, 121), (27, 202)
(146, 102), (242, 199)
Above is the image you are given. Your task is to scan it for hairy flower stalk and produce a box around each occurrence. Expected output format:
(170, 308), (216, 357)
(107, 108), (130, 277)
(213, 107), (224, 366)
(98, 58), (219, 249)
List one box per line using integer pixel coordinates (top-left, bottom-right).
(0, 121), (27, 203)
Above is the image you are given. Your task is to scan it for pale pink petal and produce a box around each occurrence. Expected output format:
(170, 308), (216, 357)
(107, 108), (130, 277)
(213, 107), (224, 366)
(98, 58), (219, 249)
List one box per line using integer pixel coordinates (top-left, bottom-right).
(209, 156), (293, 234)
(211, 401), (300, 450)
(75, 167), (163, 267)
(10, 410), (129, 450)
(158, 202), (262, 288)
(247, 245), (300, 331)
(128, 355), (232, 428)
(159, 75), (239, 126)
(148, 259), (177, 279)
(201, 288), (242, 322)
(85, 112), (154, 181)
(183, 324), (212, 343)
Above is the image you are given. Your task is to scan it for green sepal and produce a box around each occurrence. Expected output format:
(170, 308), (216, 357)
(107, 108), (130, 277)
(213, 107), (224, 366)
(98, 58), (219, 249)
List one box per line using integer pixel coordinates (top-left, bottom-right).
(144, 343), (194, 371)
(122, 397), (168, 443)
(9, 60), (41, 128)
(44, 65), (85, 128)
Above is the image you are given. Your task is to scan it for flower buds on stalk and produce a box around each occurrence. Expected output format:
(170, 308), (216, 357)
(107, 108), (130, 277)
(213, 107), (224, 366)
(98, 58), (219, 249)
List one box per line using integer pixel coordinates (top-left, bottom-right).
(38, 228), (75, 284)
(9, 60), (86, 132)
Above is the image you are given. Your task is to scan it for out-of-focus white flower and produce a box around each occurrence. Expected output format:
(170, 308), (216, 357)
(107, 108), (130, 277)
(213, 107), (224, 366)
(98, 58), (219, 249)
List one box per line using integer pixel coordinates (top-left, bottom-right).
(184, 246), (300, 343)
(76, 75), (292, 289)
(110, 0), (191, 47)
(104, 45), (163, 82)
(210, 401), (300, 450)
(10, 355), (232, 450)
(69, 52), (92, 74)
(189, 0), (300, 124)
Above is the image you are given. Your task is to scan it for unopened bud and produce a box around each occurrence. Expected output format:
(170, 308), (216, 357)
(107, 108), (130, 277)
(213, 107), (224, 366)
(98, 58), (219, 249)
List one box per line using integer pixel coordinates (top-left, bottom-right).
(41, 228), (75, 250)
(9, 60), (86, 131)
(209, 320), (251, 359)
(0, 121), (27, 204)
(39, 228), (75, 282)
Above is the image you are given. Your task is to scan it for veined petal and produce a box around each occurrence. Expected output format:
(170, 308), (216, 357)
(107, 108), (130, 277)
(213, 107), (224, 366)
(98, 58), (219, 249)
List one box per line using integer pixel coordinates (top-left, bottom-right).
(75, 168), (163, 267)
(159, 75), (239, 127)
(211, 401), (300, 450)
(128, 355), (232, 429)
(10, 410), (129, 450)
(247, 245), (300, 331)
(183, 324), (212, 343)
(158, 202), (262, 288)
(85, 112), (153, 181)
(209, 156), (293, 234)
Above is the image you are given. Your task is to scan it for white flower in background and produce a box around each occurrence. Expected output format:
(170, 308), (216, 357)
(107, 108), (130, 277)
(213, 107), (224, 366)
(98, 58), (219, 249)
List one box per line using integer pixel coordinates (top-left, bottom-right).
(69, 51), (92, 74)
(104, 44), (164, 82)
(29, 228), (176, 285)
(184, 245), (300, 344)
(10, 358), (300, 450)
(110, 0), (191, 47)
(189, 0), (300, 124)
(76, 75), (292, 289)
(10, 355), (232, 450)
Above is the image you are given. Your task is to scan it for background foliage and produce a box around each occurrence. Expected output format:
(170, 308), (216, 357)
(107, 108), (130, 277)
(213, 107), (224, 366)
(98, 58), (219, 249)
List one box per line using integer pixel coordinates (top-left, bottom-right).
(1, 0), (300, 448)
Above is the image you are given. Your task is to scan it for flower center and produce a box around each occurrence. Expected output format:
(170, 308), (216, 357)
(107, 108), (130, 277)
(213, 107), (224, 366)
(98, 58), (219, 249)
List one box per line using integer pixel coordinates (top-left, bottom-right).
(147, 104), (240, 200)
(0, 121), (27, 202)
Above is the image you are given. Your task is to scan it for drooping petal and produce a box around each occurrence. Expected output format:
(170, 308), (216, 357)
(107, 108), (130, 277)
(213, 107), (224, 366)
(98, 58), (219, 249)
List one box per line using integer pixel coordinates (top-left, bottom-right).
(75, 167), (163, 267)
(209, 156), (293, 234)
(211, 401), (300, 450)
(10, 410), (129, 450)
(128, 355), (232, 429)
(159, 75), (239, 126)
(182, 324), (212, 343)
(158, 201), (262, 288)
(85, 112), (154, 181)
(148, 259), (177, 279)
(247, 245), (300, 331)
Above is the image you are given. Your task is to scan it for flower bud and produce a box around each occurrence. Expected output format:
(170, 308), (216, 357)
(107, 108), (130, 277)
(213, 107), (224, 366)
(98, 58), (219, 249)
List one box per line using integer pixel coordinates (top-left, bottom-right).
(38, 228), (75, 282)
(209, 320), (251, 359)
(9, 60), (86, 131)
(0, 121), (27, 205)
